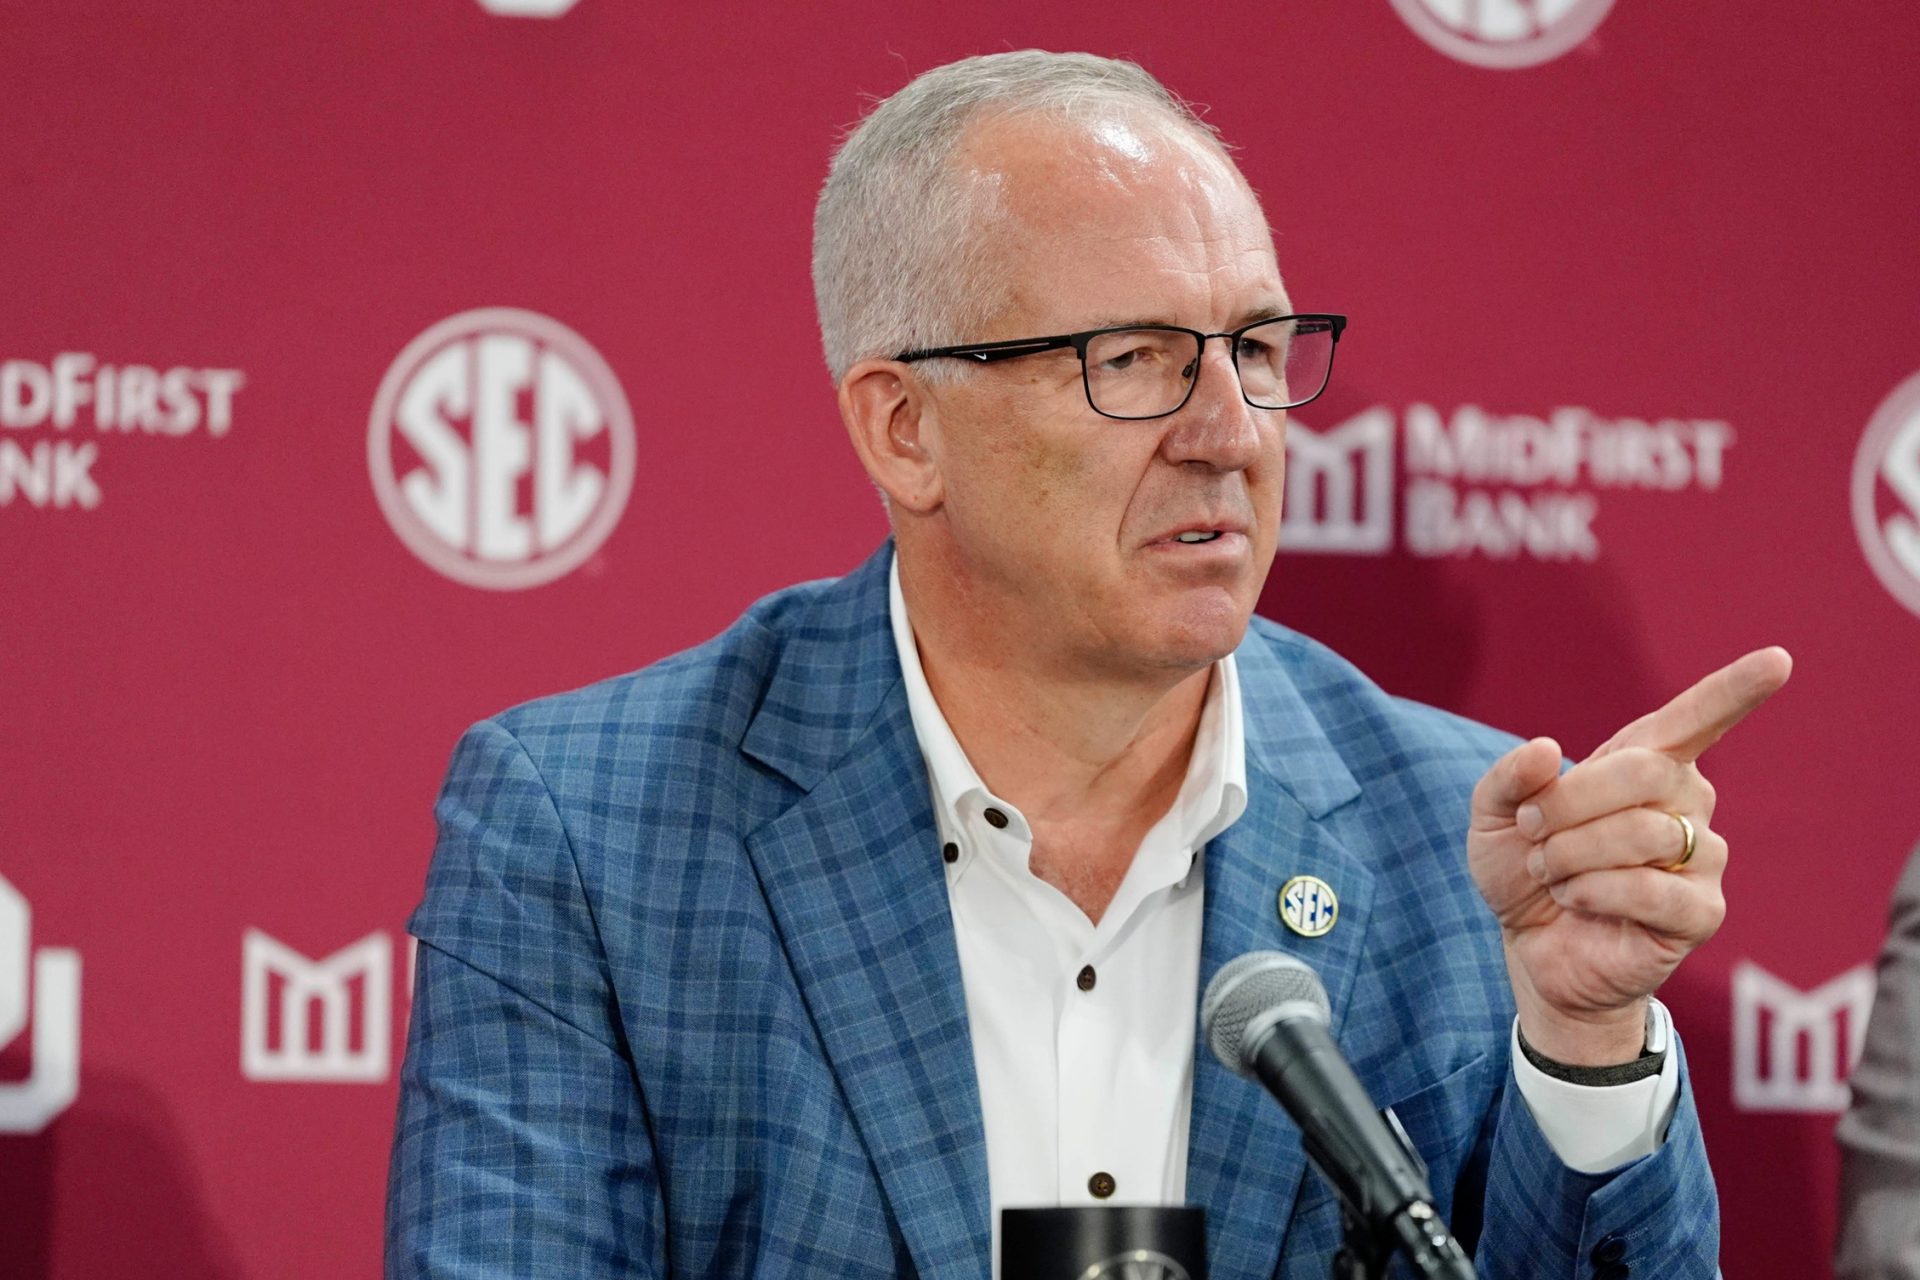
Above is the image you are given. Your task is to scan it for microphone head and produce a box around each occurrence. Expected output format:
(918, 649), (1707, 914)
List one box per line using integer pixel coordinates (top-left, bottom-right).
(1202, 951), (1332, 1078)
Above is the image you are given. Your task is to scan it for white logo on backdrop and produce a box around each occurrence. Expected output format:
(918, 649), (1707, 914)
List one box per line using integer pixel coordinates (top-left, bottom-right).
(475, 0), (580, 14)
(1282, 409), (1396, 553)
(1388, 0), (1617, 69)
(1732, 960), (1875, 1113)
(241, 930), (393, 1083)
(368, 308), (637, 591)
(0, 353), (244, 510)
(1852, 369), (1920, 620)
(0, 872), (81, 1133)
(1283, 403), (1732, 562)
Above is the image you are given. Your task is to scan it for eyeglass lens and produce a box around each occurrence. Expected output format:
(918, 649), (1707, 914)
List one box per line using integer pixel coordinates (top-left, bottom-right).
(1083, 317), (1335, 418)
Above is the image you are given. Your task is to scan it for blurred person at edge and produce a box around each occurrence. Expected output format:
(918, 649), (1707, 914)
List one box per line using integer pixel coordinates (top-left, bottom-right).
(1838, 843), (1920, 1278)
(385, 50), (1789, 1279)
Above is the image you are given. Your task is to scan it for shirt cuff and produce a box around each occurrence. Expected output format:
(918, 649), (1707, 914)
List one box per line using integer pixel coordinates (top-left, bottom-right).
(1509, 998), (1681, 1175)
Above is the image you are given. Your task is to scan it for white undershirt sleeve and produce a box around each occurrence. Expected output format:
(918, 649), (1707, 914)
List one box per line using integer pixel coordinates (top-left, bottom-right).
(1508, 998), (1681, 1175)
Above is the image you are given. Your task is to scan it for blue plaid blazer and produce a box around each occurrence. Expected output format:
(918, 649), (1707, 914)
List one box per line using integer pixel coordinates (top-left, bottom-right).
(388, 543), (1719, 1278)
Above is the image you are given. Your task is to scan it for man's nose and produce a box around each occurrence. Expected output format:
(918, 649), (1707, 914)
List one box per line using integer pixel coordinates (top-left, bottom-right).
(1160, 340), (1268, 470)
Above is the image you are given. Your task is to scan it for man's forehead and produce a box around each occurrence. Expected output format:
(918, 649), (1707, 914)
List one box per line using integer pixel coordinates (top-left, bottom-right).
(955, 109), (1250, 216)
(953, 110), (1285, 329)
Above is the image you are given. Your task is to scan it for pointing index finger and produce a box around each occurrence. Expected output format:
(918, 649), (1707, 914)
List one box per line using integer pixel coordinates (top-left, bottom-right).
(1602, 646), (1793, 764)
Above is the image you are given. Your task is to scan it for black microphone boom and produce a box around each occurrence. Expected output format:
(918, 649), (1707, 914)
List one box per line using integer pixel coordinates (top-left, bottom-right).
(1201, 952), (1477, 1280)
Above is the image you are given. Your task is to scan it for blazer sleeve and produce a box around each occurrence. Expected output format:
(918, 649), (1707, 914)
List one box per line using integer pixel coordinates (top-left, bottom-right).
(1836, 845), (1920, 1280)
(386, 718), (666, 1279)
(1471, 1035), (1720, 1279)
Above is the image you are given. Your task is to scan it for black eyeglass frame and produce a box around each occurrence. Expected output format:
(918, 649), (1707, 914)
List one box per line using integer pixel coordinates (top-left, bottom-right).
(893, 313), (1348, 421)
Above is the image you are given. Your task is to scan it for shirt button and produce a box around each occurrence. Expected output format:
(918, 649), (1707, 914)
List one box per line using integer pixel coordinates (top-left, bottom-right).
(1591, 1235), (1626, 1265)
(983, 807), (1009, 829)
(942, 841), (959, 864)
(1088, 1171), (1116, 1199)
(1077, 965), (1097, 992)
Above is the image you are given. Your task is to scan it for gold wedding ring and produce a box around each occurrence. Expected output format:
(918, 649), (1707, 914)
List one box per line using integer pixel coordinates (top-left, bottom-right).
(1661, 812), (1697, 872)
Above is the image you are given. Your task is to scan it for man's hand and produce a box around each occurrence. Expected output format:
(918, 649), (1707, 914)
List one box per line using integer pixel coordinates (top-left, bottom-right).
(1467, 647), (1793, 1065)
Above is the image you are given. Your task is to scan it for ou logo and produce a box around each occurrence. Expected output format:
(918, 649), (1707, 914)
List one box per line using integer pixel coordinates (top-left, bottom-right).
(1853, 369), (1920, 621)
(1388, 0), (1617, 69)
(0, 871), (80, 1134)
(369, 308), (636, 591)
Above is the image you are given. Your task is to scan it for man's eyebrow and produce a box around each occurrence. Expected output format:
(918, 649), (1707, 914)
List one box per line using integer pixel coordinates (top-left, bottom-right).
(1073, 303), (1298, 333)
(1231, 302), (1295, 328)
(1078, 315), (1172, 331)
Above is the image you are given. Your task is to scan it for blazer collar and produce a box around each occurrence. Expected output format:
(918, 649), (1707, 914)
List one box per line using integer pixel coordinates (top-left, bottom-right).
(740, 541), (900, 791)
(1233, 623), (1361, 820)
(739, 545), (1363, 814)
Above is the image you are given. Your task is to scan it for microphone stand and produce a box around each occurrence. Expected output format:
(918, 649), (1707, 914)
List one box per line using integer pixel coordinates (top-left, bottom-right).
(1333, 1201), (1396, 1280)
(1321, 1108), (1477, 1280)
(1333, 1199), (1468, 1280)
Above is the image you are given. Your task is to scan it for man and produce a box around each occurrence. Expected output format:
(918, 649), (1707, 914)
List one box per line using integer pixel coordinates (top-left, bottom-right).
(1837, 842), (1920, 1278)
(387, 51), (1789, 1278)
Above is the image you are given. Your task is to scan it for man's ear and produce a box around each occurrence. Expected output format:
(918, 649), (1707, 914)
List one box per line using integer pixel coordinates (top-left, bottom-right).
(838, 359), (945, 515)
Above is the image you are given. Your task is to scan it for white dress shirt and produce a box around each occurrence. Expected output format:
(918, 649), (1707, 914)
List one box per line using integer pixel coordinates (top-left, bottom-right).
(886, 555), (1679, 1268)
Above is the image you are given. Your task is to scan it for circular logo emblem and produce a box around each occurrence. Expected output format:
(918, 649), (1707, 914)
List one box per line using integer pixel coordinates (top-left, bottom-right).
(1853, 369), (1920, 620)
(1388, 0), (1617, 70)
(368, 308), (636, 591)
(1279, 875), (1340, 938)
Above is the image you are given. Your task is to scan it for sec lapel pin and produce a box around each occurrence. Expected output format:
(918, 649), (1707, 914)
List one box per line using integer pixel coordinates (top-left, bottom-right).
(1279, 874), (1338, 938)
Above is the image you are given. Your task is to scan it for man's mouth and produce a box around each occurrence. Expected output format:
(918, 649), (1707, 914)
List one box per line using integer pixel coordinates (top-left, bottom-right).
(1174, 531), (1224, 544)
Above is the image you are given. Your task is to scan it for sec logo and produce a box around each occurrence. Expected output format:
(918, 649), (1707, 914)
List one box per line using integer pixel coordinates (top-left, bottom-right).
(368, 308), (636, 591)
(1279, 875), (1340, 939)
(1853, 369), (1920, 621)
(1388, 0), (1617, 70)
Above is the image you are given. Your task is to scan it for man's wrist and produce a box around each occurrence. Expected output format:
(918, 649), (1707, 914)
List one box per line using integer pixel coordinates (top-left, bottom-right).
(1516, 1018), (1666, 1086)
(1505, 954), (1652, 1064)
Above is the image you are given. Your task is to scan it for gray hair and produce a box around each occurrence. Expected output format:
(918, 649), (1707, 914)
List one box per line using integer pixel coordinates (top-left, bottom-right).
(811, 50), (1233, 383)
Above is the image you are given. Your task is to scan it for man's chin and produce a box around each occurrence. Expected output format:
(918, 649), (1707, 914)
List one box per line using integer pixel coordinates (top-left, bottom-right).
(1135, 601), (1254, 672)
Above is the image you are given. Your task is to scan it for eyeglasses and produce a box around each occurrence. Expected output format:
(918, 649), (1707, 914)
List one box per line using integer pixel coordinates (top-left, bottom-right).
(894, 313), (1347, 421)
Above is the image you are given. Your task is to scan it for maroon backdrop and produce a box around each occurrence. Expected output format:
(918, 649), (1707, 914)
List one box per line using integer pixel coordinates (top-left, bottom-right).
(4, 2), (1918, 1275)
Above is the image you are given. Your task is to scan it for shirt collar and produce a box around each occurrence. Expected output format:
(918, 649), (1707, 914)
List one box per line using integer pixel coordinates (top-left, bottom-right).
(888, 550), (1247, 880)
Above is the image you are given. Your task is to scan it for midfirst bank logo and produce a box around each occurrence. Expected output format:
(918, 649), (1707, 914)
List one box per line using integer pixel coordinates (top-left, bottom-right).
(0, 872), (81, 1133)
(1732, 960), (1875, 1113)
(1283, 403), (1732, 562)
(1853, 369), (1920, 621)
(0, 353), (245, 511)
(368, 308), (637, 591)
(241, 929), (400, 1083)
(1389, 0), (1616, 69)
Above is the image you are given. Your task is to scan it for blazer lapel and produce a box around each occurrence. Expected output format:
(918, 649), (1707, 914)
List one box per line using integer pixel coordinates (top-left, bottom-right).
(1188, 629), (1377, 1280)
(742, 546), (991, 1279)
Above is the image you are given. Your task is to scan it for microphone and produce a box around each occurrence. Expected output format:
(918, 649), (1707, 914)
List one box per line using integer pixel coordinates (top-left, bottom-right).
(1201, 952), (1476, 1280)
